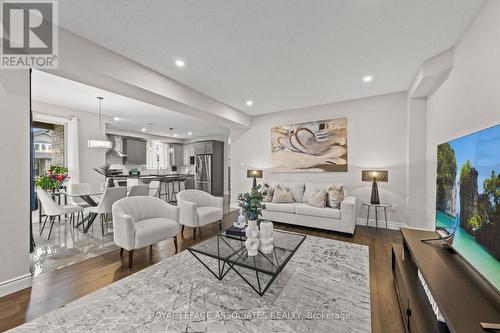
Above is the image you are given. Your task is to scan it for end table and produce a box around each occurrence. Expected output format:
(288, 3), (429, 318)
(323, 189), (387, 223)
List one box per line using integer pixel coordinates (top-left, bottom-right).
(362, 202), (393, 229)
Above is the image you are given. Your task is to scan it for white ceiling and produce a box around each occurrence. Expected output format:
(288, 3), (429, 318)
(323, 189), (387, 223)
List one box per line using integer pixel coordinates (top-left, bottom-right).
(31, 70), (229, 139)
(57, 0), (485, 115)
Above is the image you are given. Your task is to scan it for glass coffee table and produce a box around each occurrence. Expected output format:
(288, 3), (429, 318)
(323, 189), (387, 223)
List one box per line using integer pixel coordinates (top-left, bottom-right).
(188, 230), (306, 296)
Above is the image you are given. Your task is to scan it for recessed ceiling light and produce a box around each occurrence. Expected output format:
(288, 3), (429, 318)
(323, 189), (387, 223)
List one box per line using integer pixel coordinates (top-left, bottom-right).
(113, 117), (120, 121)
(188, 131), (192, 135)
(363, 75), (373, 83)
(141, 128), (146, 132)
(174, 133), (178, 137)
(175, 59), (185, 68)
(246, 100), (253, 106)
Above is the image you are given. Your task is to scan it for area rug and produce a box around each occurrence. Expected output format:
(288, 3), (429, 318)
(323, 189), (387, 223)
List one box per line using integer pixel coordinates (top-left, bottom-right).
(11, 235), (370, 333)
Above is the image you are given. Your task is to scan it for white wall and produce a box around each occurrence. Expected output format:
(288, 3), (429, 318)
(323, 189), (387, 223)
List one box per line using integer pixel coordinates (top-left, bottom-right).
(425, 0), (500, 230)
(231, 92), (409, 226)
(32, 101), (106, 185)
(0, 70), (32, 297)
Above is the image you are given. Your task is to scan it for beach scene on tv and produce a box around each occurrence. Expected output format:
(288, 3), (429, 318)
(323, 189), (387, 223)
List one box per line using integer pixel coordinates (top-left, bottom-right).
(435, 124), (500, 291)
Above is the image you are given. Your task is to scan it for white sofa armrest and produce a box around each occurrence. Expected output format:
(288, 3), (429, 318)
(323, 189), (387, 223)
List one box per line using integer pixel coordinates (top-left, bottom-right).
(340, 196), (357, 234)
(178, 200), (198, 227)
(112, 212), (136, 250)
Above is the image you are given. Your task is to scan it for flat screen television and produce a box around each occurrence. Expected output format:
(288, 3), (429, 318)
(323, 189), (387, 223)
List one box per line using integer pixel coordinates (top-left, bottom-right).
(435, 124), (500, 293)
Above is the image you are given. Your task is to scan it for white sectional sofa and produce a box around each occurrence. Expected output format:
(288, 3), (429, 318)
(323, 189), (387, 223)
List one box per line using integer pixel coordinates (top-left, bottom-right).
(261, 182), (357, 234)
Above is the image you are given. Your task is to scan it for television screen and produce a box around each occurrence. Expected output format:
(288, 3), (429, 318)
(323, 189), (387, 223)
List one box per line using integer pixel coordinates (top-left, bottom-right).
(435, 124), (500, 292)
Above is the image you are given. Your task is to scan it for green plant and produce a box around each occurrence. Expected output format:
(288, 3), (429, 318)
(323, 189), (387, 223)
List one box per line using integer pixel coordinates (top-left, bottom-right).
(237, 185), (264, 221)
(35, 165), (69, 190)
(93, 163), (112, 177)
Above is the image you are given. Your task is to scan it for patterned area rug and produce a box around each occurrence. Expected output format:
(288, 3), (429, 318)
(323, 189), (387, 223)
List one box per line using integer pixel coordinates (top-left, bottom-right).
(11, 235), (370, 333)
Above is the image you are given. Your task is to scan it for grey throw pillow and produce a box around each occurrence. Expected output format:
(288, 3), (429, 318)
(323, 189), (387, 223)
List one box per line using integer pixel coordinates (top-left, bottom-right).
(307, 190), (326, 208)
(327, 185), (344, 208)
(272, 186), (294, 203)
(262, 184), (275, 202)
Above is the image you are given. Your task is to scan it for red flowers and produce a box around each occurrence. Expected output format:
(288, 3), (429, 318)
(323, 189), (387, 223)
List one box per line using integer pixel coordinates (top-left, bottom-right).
(56, 174), (63, 181)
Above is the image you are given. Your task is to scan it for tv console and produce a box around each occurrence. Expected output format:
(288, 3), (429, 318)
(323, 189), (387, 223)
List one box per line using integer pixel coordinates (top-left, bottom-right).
(392, 228), (500, 333)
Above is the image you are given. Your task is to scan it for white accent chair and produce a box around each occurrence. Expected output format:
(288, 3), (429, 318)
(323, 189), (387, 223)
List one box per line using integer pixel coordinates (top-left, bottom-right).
(128, 184), (149, 197)
(176, 189), (224, 240)
(148, 180), (160, 197)
(37, 189), (84, 239)
(112, 196), (180, 268)
(87, 186), (127, 236)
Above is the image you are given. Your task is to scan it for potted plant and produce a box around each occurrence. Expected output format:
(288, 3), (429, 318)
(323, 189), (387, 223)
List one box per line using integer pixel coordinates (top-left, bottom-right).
(237, 184), (265, 223)
(93, 163), (114, 187)
(35, 165), (69, 192)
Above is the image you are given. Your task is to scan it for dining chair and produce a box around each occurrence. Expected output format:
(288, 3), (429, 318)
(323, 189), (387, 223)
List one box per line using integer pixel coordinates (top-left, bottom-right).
(148, 181), (160, 197)
(37, 189), (84, 239)
(87, 186), (127, 236)
(68, 182), (91, 222)
(128, 184), (149, 197)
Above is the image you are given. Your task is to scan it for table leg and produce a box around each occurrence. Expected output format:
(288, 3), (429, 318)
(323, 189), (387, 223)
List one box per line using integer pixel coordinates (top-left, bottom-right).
(83, 213), (98, 233)
(366, 206), (370, 226)
(39, 199), (42, 225)
(375, 207), (378, 229)
(384, 207), (388, 229)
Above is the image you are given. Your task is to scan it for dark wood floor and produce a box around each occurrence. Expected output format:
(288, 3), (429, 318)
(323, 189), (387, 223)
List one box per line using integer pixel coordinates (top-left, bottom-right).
(0, 211), (403, 332)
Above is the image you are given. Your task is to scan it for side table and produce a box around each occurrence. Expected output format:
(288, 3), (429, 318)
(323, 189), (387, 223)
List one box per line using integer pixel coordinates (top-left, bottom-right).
(362, 202), (393, 229)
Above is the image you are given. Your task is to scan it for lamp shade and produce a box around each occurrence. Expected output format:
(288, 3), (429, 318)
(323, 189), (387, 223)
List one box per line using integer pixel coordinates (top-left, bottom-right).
(362, 170), (388, 182)
(247, 169), (263, 178)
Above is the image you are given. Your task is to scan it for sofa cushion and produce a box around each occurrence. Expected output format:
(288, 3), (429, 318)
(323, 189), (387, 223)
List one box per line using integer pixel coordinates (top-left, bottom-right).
(326, 185), (345, 208)
(302, 182), (345, 202)
(134, 218), (178, 248)
(307, 190), (326, 208)
(272, 186), (294, 203)
(270, 182), (305, 202)
(295, 203), (341, 219)
(262, 184), (275, 202)
(264, 202), (296, 213)
(197, 206), (223, 226)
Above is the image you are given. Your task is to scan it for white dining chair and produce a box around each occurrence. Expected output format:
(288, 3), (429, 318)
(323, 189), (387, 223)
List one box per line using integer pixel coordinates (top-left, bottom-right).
(128, 184), (149, 197)
(68, 182), (92, 222)
(148, 181), (160, 197)
(87, 186), (127, 235)
(37, 189), (84, 239)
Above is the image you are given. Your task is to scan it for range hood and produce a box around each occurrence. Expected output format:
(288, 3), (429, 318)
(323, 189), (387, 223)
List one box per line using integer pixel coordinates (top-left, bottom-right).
(106, 134), (127, 158)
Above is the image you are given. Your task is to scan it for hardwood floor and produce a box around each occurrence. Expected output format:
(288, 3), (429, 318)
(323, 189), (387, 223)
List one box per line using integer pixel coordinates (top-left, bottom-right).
(0, 210), (403, 332)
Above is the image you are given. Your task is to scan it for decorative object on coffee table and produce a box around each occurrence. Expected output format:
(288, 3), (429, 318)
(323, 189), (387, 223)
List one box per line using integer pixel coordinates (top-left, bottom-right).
(247, 169), (263, 189)
(237, 185), (264, 222)
(245, 220), (260, 256)
(259, 220), (274, 254)
(362, 170), (388, 204)
(234, 208), (246, 229)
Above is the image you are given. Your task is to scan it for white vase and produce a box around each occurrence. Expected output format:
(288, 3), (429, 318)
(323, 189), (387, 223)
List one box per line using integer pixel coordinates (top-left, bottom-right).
(245, 220), (260, 256)
(259, 220), (274, 254)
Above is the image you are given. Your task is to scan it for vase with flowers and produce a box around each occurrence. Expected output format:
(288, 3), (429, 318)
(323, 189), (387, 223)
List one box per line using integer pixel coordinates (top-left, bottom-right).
(35, 165), (69, 192)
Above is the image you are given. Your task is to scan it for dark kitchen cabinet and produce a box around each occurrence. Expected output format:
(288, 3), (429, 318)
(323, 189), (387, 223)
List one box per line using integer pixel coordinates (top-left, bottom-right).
(123, 138), (147, 165)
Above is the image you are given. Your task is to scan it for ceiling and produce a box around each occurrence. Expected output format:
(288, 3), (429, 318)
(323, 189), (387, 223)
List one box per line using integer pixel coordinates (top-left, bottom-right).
(57, 0), (485, 115)
(31, 70), (229, 139)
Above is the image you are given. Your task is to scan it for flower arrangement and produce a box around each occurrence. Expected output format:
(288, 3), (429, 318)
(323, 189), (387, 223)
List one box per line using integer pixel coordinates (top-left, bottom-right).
(93, 163), (114, 187)
(35, 165), (69, 191)
(237, 184), (265, 221)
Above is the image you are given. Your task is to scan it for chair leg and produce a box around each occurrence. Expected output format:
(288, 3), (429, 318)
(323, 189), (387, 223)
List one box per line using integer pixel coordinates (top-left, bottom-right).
(47, 216), (56, 240)
(40, 216), (48, 235)
(193, 227), (196, 240)
(101, 214), (104, 236)
(181, 225), (185, 235)
(120, 248), (123, 257)
(219, 220), (222, 230)
(198, 227), (202, 239)
(128, 250), (134, 268)
(173, 236), (178, 253)
(150, 244), (153, 260)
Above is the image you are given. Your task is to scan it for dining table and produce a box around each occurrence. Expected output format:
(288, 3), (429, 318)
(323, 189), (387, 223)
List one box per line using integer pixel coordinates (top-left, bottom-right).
(64, 184), (105, 233)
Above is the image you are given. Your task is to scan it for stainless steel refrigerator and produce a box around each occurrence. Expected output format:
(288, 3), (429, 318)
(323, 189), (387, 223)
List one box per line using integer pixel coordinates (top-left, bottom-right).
(195, 154), (212, 194)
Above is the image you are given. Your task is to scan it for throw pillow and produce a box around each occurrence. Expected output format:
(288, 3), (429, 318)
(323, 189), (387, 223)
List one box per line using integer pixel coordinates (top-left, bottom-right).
(272, 186), (294, 203)
(307, 190), (326, 208)
(262, 184), (275, 202)
(327, 185), (345, 208)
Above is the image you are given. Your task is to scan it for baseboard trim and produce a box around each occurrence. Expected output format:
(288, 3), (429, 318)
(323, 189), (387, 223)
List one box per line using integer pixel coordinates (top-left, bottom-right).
(356, 218), (407, 231)
(0, 273), (32, 297)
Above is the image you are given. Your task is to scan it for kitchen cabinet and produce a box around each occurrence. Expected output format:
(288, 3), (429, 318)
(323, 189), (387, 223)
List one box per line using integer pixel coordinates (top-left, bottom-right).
(123, 138), (147, 165)
(195, 141), (213, 154)
(183, 143), (195, 165)
(169, 143), (183, 166)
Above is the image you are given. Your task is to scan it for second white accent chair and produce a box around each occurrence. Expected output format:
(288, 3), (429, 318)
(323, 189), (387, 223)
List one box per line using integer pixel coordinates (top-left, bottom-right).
(87, 186), (127, 235)
(112, 196), (179, 268)
(148, 181), (160, 197)
(176, 189), (224, 240)
(37, 189), (84, 239)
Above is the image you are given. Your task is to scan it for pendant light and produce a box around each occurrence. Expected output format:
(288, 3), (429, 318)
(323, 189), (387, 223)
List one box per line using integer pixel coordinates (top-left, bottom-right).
(88, 96), (112, 148)
(146, 123), (154, 151)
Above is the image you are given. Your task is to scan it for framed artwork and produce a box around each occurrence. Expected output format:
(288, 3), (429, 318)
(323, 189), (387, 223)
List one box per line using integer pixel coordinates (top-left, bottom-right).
(271, 117), (347, 172)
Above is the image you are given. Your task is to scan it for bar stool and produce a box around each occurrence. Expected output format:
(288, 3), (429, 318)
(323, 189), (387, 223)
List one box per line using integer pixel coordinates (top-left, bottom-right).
(159, 179), (170, 202)
(169, 177), (181, 203)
